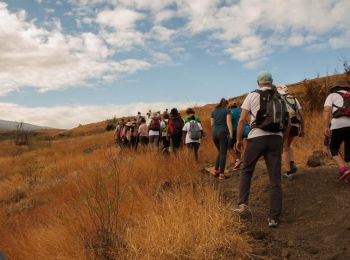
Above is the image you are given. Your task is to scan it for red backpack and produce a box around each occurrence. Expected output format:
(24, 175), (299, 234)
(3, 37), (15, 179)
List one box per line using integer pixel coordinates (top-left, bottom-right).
(150, 118), (160, 131)
(332, 91), (350, 118)
(168, 117), (184, 135)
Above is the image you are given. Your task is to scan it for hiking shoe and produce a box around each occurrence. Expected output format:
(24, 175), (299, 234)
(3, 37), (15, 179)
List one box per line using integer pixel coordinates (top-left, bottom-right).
(233, 204), (251, 218)
(290, 162), (298, 174)
(283, 172), (294, 180)
(212, 169), (220, 177)
(232, 159), (242, 171)
(268, 218), (280, 228)
(219, 173), (229, 180)
(338, 170), (350, 182)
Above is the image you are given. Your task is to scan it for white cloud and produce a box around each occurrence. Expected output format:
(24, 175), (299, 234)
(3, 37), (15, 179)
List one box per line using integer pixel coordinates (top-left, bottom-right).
(66, 0), (350, 70)
(1, 0), (350, 97)
(0, 101), (203, 129)
(151, 52), (173, 65)
(96, 7), (145, 30)
(0, 2), (151, 95)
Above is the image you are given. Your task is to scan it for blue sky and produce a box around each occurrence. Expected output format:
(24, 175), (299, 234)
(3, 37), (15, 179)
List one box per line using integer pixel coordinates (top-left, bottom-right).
(0, 0), (349, 128)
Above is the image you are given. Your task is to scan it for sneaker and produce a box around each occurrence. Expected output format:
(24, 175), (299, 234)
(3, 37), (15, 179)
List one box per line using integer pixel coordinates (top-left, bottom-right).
(290, 162), (298, 174)
(338, 170), (350, 181)
(233, 204), (251, 218)
(268, 218), (280, 228)
(232, 159), (242, 171)
(212, 169), (220, 177)
(283, 172), (294, 180)
(219, 173), (229, 180)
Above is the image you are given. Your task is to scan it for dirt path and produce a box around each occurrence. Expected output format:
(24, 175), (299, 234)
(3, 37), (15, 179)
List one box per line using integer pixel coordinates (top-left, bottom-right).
(207, 162), (350, 260)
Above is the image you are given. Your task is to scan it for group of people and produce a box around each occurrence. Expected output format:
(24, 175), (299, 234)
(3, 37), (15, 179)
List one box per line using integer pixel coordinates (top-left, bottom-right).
(114, 70), (350, 228)
(114, 107), (203, 160)
(212, 70), (349, 228)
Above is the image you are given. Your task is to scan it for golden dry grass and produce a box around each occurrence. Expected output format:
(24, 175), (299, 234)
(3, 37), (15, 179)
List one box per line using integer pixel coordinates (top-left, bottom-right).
(0, 73), (348, 259)
(0, 132), (250, 259)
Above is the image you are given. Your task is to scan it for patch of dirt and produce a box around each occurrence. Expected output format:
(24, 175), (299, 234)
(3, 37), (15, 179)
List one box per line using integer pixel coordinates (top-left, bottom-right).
(205, 162), (350, 260)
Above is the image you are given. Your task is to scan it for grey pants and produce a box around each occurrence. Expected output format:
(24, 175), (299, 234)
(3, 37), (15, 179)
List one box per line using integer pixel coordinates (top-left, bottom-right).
(238, 135), (283, 218)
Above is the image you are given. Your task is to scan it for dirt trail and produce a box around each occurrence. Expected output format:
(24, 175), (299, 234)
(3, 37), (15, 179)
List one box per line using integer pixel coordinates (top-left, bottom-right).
(208, 162), (350, 260)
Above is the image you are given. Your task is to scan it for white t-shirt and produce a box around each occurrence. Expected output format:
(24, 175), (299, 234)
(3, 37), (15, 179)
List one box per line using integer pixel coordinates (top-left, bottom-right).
(147, 118), (165, 136)
(324, 91), (350, 130)
(161, 119), (169, 137)
(241, 87), (284, 139)
(284, 95), (302, 127)
(182, 121), (203, 144)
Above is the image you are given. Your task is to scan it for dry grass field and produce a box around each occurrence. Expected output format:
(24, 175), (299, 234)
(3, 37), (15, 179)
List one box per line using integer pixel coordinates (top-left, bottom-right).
(0, 73), (349, 259)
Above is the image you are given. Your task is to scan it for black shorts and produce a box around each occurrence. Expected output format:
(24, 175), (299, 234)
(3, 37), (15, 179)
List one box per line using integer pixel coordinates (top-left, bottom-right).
(330, 127), (350, 162)
(289, 125), (300, 137)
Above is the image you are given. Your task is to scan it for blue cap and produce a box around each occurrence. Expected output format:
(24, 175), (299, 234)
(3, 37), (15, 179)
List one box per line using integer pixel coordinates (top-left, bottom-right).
(257, 70), (273, 84)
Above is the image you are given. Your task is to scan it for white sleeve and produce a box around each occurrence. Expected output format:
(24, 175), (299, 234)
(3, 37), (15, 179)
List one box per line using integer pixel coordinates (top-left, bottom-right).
(324, 94), (334, 107)
(241, 93), (253, 111)
(182, 123), (189, 131)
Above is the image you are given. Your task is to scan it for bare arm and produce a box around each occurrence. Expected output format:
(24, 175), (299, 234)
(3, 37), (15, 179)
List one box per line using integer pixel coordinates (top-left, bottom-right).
(323, 106), (332, 136)
(210, 117), (214, 128)
(226, 113), (233, 138)
(237, 109), (249, 142)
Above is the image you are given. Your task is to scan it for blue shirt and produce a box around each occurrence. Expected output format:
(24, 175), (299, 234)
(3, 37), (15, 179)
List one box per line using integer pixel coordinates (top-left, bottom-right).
(230, 108), (241, 131)
(211, 108), (230, 133)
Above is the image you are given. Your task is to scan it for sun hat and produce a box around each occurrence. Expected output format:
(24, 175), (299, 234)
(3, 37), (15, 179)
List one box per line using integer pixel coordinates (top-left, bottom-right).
(276, 85), (288, 95)
(126, 122), (133, 127)
(257, 70), (273, 84)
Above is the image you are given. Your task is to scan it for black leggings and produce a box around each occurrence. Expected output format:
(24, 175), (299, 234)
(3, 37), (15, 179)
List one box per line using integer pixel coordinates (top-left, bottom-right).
(171, 133), (182, 152)
(330, 127), (350, 162)
(212, 131), (228, 173)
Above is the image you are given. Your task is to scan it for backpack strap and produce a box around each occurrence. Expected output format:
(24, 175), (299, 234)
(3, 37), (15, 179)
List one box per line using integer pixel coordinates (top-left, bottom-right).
(284, 95), (298, 111)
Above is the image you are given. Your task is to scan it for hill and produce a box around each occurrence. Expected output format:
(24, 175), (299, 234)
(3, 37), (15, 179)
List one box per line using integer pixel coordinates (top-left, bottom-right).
(0, 73), (349, 259)
(0, 119), (49, 131)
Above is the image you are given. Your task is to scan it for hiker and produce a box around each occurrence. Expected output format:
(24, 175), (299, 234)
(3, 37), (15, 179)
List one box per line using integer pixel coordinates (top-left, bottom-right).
(136, 112), (142, 125)
(184, 107), (201, 123)
(131, 119), (139, 149)
(114, 121), (120, 144)
(276, 85), (304, 179)
(161, 113), (170, 153)
(228, 102), (250, 171)
(147, 112), (164, 149)
(123, 121), (134, 147)
(138, 117), (149, 146)
(168, 108), (184, 152)
(324, 79), (350, 181)
(234, 71), (289, 228)
(211, 98), (233, 180)
(183, 114), (203, 161)
(116, 119), (126, 147)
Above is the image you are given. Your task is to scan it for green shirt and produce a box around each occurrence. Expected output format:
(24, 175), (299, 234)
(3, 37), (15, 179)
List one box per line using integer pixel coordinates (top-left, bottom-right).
(211, 108), (230, 133)
(184, 114), (201, 124)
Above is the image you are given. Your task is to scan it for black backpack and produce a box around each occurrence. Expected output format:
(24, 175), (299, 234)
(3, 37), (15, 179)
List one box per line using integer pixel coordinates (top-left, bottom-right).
(252, 89), (289, 132)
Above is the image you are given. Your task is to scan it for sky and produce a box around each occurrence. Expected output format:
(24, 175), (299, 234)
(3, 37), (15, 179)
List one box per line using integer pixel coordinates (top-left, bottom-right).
(0, 0), (349, 128)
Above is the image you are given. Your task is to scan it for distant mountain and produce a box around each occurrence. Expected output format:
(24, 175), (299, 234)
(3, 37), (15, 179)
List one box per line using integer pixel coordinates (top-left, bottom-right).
(0, 120), (49, 131)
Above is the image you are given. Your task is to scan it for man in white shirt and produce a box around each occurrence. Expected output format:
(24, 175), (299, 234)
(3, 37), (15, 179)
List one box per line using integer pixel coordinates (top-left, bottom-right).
(324, 80), (350, 180)
(235, 71), (289, 228)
